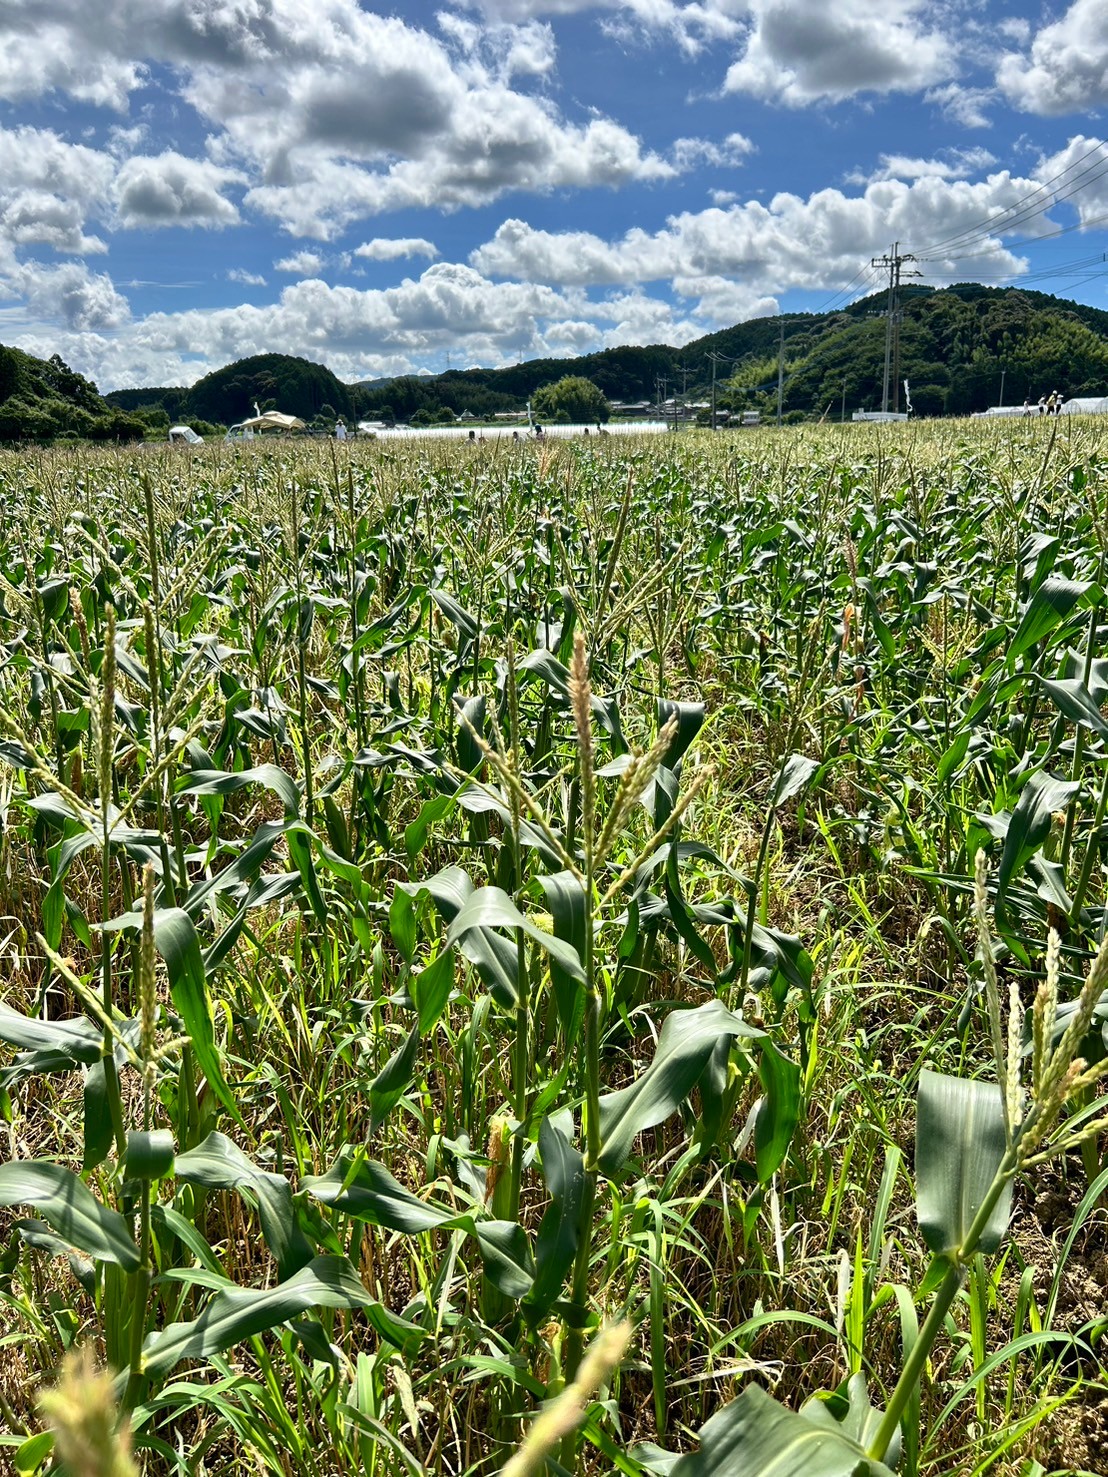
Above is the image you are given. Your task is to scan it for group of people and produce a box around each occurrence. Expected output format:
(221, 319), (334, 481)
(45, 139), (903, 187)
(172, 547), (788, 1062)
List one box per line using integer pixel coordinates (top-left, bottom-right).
(1024, 392), (1065, 416)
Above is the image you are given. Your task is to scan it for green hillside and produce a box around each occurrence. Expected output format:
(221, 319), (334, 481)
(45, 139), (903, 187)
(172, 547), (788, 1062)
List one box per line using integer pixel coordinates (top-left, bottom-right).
(106, 352), (355, 427)
(39, 281), (1108, 438)
(0, 347), (146, 443)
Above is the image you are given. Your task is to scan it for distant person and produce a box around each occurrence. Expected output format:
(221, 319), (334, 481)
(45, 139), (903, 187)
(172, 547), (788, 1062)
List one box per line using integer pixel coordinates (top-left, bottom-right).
(1038, 396), (1046, 415)
(335, 419), (347, 440)
(1023, 397), (1031, 416)
(468, 429), (476, 442)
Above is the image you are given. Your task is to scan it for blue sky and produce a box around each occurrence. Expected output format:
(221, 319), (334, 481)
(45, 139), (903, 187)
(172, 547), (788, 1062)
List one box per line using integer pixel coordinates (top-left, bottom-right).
(1, 0), (1107, 389)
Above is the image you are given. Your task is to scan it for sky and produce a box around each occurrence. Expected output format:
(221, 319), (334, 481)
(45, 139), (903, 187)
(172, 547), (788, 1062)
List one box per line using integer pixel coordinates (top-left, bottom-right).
(1, 0), (1107, 391)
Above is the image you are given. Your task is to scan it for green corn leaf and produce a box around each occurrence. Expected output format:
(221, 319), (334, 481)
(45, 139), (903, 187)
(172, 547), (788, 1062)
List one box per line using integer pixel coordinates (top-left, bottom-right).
(400, 867), (520, 1006)
(525, 1116), (586, 1320)
(304, 1150), (467, 1234)
(916, 1070), (1013, 1259)
(1007, 577), (1099, 668)
(124, 1129), (176, 1180)
(104, 907), (241, 1126)
(411, 949), (455, 1033)
(0, 1161), (139, 1270)
(174, 1131), (314, 1280)
(1037, 673), (1108, 739)
(82, 1058), (113, 1171)
(446, 887), (586, 985)
(598, 999), (763, 1178)
(537, 871), (587, 1047)
(770, 753), (821, 809)
(140, 1256), (422, 1378)
(179, 764), (301, 818)
(800, 1374), (901, 1471)
(369, 1023), (421, 1131)
(670, 1383), (896, 1477)
(474, 1219), (534, 1300)
(754, 1042), (802, 1183)
(0, 1004), (101, 1065)
(995, 771), (1079, 911)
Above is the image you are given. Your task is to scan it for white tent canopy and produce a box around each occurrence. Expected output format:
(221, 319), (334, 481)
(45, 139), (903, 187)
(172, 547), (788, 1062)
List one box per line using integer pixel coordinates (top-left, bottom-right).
(238, 411), (306, 431)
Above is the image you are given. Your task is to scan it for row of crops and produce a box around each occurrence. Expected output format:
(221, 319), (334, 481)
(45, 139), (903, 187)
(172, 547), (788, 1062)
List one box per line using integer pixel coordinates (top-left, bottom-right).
(1, 421), (1107, 1475)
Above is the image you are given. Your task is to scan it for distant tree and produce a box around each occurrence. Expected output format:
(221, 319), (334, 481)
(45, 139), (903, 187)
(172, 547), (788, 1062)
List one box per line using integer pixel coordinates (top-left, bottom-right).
(532, 376), (610, 424)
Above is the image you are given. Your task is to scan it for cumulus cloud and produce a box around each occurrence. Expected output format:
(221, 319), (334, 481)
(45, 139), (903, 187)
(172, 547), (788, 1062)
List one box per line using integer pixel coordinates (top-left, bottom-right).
(227, 267), (266, 285)
(355, 238), (439, 261)
(847, 147), (997, 185)
(6, 259), (131, 332)
(724, 0), (955, 105)
(114, 151), (242, 227)
(275, 250), (325, 275)
(997, 0), (1108, 116)
(471, 165), (1069, 298)
(925, 82), (994, 128)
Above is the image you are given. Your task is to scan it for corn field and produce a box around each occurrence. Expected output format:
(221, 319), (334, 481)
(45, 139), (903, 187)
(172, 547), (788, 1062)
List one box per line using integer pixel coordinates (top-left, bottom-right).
(1, 420), (1107, 1476)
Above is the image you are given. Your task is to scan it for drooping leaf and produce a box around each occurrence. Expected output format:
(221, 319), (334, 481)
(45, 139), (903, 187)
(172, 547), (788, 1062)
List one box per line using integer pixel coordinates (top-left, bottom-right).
(526, 1116), (586, 1319)
(410, 949), (455, 1033)
(916, 1070), (1012, 1259)
(140, 1256), (422, 1378)
(0, 1161), (139, 1270)
(994, 771), (1079, 911)
(303, 1150), (466, 1234)
(598, 999), (763, 1178)
(1007, 577), (1099, 668)
(369, 1023), (421, 1131)
(180, 764), (301, 818)
(174, 1131), (314, 1280)
(445, 886), (586, 986)
(474, 1219), (535, 1300)
(754, 1042), (801, 1183)
(103, 907), (241, 1125)
(670, 1383), (896, 1477)
(537, 871), (587, 1047)
(770, 753), (821, 809)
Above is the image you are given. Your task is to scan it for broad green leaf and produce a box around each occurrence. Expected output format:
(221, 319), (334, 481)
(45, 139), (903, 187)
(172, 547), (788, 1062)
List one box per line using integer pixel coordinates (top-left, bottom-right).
(916, 1070), (1012, 1259)
(800, 1374), (901, 1471)
(446, 886), (586, 985)
(124, 1129), (176, 1180)
(1038, 674), (1108, 739)
(670, 1383), (896, 1477)
(180, 764), (301, 818)
(104, 907), (241, 1125)
(174, 1131), (314, 1280)
(474, 1219), (534, 1300)
(995, 771), (1079, 911)
(0, 1004), (100, 1065)
(369, 1023), (420, 1130)
(140, 1256), (421, 1378)
(525, 1116), (586, 1319)
(400, 867), (519, 1006)
(0, 1161), (139, 1270)
(1007, 577), (1099, 668)
(411, 949), (455, 1033)
(598, 999), (762, 1178)
(537, 871), (587, 1046)
(304, 1150), (466, 1234)
(82, 1058), (113, 1171)
(754, 1042), (801, 1183)
(771, 753), (821, 809)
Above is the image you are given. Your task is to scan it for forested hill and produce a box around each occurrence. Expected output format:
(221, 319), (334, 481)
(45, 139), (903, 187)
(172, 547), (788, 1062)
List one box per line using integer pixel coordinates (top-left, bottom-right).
(352, 283), (1108, 420)
(49, 282), (1108, 431)
(0, 346), (145, 443)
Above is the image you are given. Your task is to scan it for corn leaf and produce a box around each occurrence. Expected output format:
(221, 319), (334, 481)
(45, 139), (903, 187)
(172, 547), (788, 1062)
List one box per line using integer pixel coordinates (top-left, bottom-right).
(670, 1383), (896, 1477)
(916, 1070), (1012, 1259)
(174, 1131), (314, 1280)
(140, 1256), (422, 1378)
(0, 1161), (139, 1270)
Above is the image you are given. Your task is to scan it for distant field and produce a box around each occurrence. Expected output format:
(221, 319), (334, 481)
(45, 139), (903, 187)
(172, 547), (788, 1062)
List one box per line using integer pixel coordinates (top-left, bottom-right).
(1, 421), (1106, 1476)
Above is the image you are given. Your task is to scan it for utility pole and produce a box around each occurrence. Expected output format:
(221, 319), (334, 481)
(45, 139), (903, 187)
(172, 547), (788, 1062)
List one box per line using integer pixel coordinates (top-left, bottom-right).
(709, 353), (719, 431)
(999, 367), (1006, 409)
(871, 243), (921, 413)
(841, 376), (847, 424)
(776, 318), (784, 427)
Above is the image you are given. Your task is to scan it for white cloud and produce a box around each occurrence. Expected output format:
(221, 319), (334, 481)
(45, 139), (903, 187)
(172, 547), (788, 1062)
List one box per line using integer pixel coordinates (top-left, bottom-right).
(848, 147), (997, 186)
(1034, 136), (1108, 227)
(724, 0), (955, 106)
(0, 125), (115, 254)
(114, 152), (242, 227)
(355, 238), (440, 261)
(6, 260), (131, 332)
(925, 82), (993, 128)
(228, 267), (266, 285)
(997, 0), (1108, 116)
(672, 132), (754, 169)
(275, 250), (325, 275)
